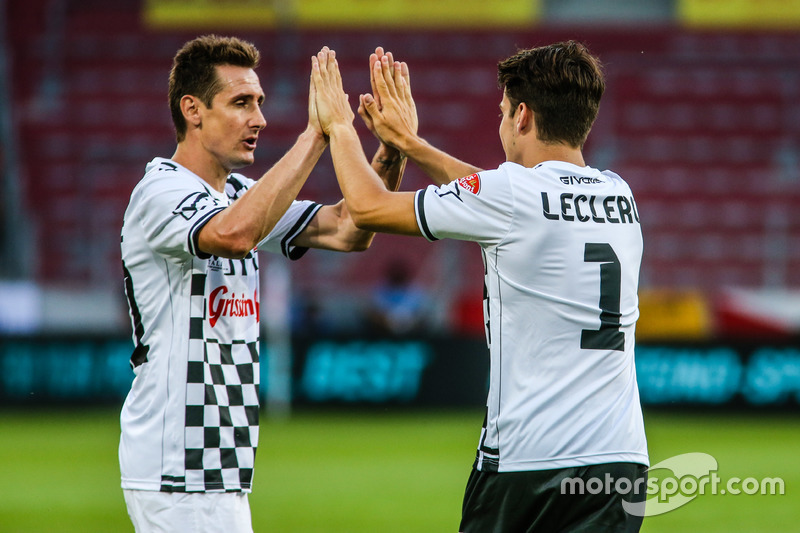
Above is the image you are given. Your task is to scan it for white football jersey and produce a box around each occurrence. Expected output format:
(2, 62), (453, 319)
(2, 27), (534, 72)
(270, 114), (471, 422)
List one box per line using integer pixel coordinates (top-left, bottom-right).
(415, 161), (648, 472)
(119, 157), (320, 493)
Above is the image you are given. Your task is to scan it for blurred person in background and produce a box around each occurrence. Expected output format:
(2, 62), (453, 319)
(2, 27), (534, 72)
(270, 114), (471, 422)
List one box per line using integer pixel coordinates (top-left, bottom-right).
(312, 42), (649, 532)
(119, 35), (406, 532)
(368, 259), (432, 335)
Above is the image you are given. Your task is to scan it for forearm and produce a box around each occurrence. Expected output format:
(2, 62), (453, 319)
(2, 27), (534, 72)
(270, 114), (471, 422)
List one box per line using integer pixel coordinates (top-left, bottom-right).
(371, 143), (406, 192)
(399, 135), (482, 186)
(200, 127), (327, 257)
(330, 125), (388, 217)
(328, 124), (419, 235)
(294, 140), (408, 252)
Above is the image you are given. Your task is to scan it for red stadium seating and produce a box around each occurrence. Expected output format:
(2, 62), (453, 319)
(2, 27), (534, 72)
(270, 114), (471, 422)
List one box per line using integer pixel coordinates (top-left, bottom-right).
(6, 1), (800, 311)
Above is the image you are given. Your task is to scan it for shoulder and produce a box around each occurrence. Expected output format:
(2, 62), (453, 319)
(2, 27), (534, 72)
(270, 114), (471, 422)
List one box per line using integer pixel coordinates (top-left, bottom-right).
(127, 158), (221, 222)
(440, 164), (515, 198)
(133, 158), (210, 197)
(226, 172), (255, 200)
(600, 169), (635, 193)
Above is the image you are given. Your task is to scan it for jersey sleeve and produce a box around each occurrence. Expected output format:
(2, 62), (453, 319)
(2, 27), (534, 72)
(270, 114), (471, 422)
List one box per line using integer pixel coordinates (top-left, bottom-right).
(133, 171), (226, 261)
(256, 200), (322, 260)
(414, 168), (514, 245)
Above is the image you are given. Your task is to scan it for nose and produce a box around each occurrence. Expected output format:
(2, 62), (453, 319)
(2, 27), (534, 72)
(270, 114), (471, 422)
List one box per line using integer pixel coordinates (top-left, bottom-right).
(252, 107), (267, 131)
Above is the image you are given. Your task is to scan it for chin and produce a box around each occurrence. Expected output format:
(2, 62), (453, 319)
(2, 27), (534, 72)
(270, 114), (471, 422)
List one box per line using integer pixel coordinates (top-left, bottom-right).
(230, 155), (255, 170)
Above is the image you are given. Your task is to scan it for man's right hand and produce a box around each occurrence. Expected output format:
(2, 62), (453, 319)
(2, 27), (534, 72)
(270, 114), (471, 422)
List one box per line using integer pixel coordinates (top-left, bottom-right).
(358, 49), (418, 153)
(311, 46), (355, 137)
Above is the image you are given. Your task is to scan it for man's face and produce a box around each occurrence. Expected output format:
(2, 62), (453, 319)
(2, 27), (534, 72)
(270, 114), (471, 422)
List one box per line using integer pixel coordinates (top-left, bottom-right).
(199, 64), (266, 171)
(498, 91), (516, 161)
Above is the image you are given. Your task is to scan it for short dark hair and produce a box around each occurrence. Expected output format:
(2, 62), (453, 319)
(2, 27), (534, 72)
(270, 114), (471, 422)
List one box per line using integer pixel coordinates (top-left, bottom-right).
(168, 35), (261, 142)
(497, 41), (605, 148)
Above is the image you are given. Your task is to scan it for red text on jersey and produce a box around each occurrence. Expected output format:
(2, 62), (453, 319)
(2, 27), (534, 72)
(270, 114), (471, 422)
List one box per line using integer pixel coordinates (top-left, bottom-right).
(209, 287), (259, 327)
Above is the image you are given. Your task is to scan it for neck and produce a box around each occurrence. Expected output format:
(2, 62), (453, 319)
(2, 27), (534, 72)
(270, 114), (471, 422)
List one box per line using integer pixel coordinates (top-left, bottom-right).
(172, 142), (230, 192)
(517, 142), (585, 169)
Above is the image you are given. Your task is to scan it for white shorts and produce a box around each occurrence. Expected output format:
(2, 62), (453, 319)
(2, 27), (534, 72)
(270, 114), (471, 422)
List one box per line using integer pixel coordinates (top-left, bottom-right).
(123, 490), (253, 533)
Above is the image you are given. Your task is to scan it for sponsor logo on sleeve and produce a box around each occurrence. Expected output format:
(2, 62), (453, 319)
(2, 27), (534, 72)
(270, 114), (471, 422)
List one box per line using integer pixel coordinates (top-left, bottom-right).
(457, 173), (481, 195)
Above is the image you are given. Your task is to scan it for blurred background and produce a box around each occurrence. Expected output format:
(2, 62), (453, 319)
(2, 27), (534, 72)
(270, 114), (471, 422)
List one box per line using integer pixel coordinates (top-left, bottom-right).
(1, 0), (799, 531)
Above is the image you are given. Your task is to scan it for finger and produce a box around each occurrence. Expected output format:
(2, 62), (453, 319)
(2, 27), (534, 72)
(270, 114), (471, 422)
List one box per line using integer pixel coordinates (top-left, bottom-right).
(357, 95), (367, 117)
(327, 49), (344, 90)
(317, 47), (328, 73)
(369, 53), (379, 85)
(308, 76), (319, 119)
(369, 53), (382, 109)
(393, 61), (403, 89)
(357, 95), (374, 129)
(400, 61), (411, 89)
(310, 55), (323, 88)
(361, 92), (381, 117)
(372, 59), (391, 102)
(325, 48), (335, 77)
(311, 51), (329, 91)
(369, 52), (379, 73)
(398, 62), (414, 106)
(380, 55), (399, 99)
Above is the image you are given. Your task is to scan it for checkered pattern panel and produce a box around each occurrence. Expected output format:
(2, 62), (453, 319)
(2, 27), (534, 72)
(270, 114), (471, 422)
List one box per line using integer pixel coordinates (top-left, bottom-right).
(168, 272), (261, 493)
(183, 339), (260, 492)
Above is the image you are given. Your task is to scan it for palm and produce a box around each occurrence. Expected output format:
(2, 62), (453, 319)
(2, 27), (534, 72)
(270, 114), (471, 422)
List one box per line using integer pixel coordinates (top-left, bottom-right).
(364, 52), (419, 148)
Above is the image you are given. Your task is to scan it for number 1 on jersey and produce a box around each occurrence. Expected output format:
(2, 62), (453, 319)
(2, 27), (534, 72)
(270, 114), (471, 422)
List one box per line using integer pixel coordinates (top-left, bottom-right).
(581, 243), (625, 351)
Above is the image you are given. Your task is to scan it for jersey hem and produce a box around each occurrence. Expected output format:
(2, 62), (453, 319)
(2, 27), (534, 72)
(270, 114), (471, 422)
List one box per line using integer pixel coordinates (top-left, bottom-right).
(121, 480), (253, 494)
(492, 452), (650, 472)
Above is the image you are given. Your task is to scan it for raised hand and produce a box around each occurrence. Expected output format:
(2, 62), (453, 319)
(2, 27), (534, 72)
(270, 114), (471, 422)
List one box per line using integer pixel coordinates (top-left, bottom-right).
(358, 49), (418, 151)
(307, 67), (325, 139)
(311, 46), (355, 136)
(358, 46), (392, 133)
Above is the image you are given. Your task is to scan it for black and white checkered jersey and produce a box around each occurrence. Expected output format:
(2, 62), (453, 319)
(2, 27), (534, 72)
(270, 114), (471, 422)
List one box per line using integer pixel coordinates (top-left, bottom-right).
(415, 161), (649, 473)
(120, 157), (320, 493)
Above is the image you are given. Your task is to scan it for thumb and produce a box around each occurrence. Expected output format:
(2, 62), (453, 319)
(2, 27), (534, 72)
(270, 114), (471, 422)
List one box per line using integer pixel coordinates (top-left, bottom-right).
(363, 92), (376, 107)
(362, 93), (381, 116)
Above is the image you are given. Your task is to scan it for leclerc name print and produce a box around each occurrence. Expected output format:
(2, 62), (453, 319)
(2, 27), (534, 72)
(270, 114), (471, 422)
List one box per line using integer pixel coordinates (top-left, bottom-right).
(541, 192), (640, 224)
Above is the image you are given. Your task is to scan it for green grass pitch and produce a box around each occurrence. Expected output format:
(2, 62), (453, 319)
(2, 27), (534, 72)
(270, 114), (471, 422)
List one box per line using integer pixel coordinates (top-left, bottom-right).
(0, 408), (797, 532)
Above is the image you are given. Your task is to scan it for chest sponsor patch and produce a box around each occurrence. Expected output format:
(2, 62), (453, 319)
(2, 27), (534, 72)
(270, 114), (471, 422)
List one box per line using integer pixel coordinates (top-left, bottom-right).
(456, 173), (481, 195)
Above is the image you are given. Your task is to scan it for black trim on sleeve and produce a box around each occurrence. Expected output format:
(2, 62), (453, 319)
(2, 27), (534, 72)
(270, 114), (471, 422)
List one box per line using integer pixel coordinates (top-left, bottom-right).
(415, 189), (438, 241)
(280, 203), (322, 260)
(188, 206), (226, 259)
(122, 262), (150, 369)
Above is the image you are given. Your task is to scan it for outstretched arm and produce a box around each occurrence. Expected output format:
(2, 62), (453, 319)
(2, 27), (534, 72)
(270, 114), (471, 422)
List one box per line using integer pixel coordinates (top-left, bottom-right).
(359, 53), (481, 186)
(197, 125), (327, 259)
(312, 47), (420, 236)
(361, 47), (411, 195)
(292, 50), (409, 251)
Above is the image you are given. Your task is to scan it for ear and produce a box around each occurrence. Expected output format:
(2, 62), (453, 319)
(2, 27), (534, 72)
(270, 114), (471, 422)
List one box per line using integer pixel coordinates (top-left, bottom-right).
(515, 102), (532, 134)
(181, 95), (203, 130)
